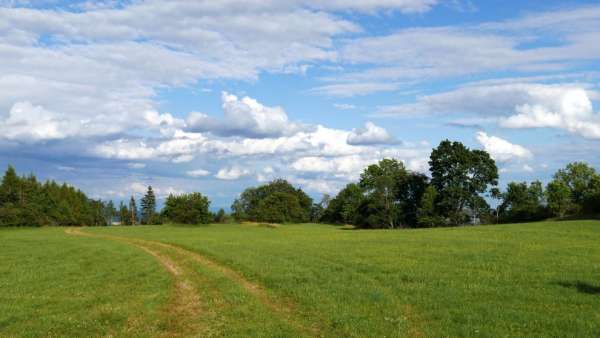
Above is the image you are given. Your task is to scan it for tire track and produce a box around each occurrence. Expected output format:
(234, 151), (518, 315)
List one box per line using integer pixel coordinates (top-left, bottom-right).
(64, 228), (205, 337)
(65, 228), (320, 337)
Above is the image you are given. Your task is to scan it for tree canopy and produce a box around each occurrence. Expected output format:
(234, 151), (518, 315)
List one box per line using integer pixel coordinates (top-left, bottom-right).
(231, 179), (312, 223)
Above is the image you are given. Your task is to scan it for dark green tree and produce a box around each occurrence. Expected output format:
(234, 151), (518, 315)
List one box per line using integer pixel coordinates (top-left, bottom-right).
(499, 181), (548, 222)
(140, 186), (156, 224)
(231, 179), (312, 223)
(359, 159), (407, 228)
(429, 140), (498, 226)
(213, 208), (226, 223)
(162, 192), (211, 224)
(118, 201), (130, 225)
(321, 183), (365, 225)
(417, 186), (444, 227)
(546, 180), (572, 218)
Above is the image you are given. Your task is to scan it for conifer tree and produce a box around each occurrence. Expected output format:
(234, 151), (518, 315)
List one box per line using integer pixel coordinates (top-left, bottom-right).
(141, 186), (156, 224)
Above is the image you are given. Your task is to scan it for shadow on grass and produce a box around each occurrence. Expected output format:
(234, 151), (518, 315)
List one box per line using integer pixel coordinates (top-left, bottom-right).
(557, 281), (600, 295)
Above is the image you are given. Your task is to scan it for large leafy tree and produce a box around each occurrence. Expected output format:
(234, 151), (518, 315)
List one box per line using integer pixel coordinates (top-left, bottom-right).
(499, 181), (548, 222)
(553, 162), (597, 207)
(546, 180), (572, 218)
(429, 140), (498, 225)
(359, 159), (408, 228)
(162, 192), (211, 224)
(321, 183), (365, 225)
(232, 179), (312, 223)
(140, 186), (156, 224)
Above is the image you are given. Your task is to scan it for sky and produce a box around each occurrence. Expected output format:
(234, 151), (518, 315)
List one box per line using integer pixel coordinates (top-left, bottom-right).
(1, 0), (599, 210)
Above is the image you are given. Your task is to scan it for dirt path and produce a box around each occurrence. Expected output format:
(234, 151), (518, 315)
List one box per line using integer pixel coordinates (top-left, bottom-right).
(64, 228), (319, 337)
(64, 228), (205, 337)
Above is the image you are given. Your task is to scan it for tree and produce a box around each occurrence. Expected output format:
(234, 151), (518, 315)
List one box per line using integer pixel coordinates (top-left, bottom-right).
(359, 159), (407, 228)
(231, 179), (312, 223)
(140, 186), (156, 224)
(554, 162), (597, 208)
(546, 180), (572, 218)
(256, 192), (305, 223)
(322, 183), (365, 225)
(129, 196), (138, 225)
(429, 140), (498, 226)
(0, 165), (20, 205)
(162, 192), (211, 224)
(417, 186), (444, 227)
(118, 201), (130, 225)
(214, 208), (226, 223)
(499, 181), (548, 223)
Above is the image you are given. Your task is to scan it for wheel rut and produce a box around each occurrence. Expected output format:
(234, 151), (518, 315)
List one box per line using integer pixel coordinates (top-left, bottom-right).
(65, 228), (204, 337)
(65, 228), (319, 337)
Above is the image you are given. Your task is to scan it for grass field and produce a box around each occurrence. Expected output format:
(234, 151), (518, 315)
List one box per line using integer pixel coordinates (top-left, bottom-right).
(1, 221), (599, 337)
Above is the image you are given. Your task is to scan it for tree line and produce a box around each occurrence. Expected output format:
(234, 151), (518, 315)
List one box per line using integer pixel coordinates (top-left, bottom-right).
(0, 167), (219, 227)
(320, 140), (600, 228)
(1, 140), (598, 228)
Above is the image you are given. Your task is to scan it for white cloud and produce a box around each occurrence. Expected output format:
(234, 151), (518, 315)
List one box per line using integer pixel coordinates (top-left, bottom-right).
(186, 92), (307, 138)
(186, 169), (211, 178)
(215, 166), (250, 180)
(500, 88), (600, 139)
(475, 131), (532, 162)
(0, 101), (72, 142)
(347, 121), (397, 145)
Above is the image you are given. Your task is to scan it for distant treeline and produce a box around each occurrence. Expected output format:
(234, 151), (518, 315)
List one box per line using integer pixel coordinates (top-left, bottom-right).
(2, 139), (599, 228)
(0, 167), (221, 227)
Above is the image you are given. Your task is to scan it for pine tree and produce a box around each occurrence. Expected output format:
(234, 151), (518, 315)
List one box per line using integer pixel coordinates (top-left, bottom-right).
(129, 196), (138, 225)
(118, 201), (129, 225)
(141, 186), (156, 224)
(1, 165), (20, 205)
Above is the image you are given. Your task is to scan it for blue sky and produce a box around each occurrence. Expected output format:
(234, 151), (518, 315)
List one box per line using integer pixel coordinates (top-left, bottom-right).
(1, 0), (599, 210)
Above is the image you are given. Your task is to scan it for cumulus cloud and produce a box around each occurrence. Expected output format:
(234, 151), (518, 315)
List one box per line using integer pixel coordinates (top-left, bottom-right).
(475, 131), (532, 162)
(347, 122), (397, 145)
(0, 101), (70, 142)
(500, 88), (600, 139)
(215, 166), (251, 180)
(187, 92), (302, 138)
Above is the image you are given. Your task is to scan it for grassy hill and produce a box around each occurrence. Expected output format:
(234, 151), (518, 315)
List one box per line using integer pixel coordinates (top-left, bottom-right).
(1, 221), (599, 337)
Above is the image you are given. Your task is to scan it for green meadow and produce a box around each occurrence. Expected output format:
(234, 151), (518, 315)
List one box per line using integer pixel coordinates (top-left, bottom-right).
(1, 221), (599, 337)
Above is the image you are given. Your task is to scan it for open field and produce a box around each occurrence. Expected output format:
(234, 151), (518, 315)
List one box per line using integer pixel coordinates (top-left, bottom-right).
(1, 221), (599, 337)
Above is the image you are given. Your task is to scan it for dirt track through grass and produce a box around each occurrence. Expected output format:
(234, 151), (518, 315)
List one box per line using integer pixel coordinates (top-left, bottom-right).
(65, 227), (317, 337)
(65, 228), (205, 337)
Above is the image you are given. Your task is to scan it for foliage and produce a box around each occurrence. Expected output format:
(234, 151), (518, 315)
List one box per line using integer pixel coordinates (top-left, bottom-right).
(546, 180), (573, 218)
(498, 181), (548, 222)
(429, 140), (498, 225)
(321, 183), (365, 225)
(417, 186), (445, 227)
(231, 179), (312, 223)
(140, 186), (157, 224)
(213, 208), (227, 223)
(0, 165), (113, 227)
(162, 192), (211, 224)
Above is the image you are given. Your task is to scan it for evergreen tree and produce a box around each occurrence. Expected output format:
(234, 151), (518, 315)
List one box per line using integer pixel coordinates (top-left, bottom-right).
(118, 201), (129, 225)
(129, 196), (138, 225)
(140, 186), (156, 224)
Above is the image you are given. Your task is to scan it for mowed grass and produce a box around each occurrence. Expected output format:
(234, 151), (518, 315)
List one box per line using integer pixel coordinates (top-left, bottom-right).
(2, 221), (600, 337)
(0, 227), (170, 337)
